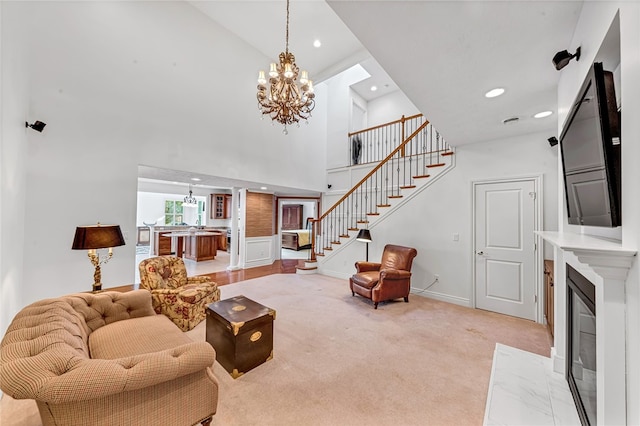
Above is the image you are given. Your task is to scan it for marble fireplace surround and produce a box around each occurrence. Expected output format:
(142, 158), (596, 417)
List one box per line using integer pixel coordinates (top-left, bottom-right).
(537, 231), (637, 425)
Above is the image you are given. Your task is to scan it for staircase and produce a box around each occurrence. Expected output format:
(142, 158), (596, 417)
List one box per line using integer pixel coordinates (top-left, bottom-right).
(297, 114), (454, 274)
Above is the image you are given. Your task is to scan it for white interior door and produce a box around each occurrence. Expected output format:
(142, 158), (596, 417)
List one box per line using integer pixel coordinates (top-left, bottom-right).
(474, 179), (537, 320)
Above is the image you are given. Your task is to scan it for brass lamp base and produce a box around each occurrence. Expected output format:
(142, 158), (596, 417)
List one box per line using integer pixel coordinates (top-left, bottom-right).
(90, 256), (103, 292)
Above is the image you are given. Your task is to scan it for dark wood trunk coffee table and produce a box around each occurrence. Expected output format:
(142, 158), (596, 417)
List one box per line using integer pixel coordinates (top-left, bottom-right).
(206, 295), (276, 378)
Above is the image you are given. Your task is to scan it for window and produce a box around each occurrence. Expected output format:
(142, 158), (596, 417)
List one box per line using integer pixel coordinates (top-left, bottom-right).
(165, 200), (184, 225)
(197, 200), (205, 226)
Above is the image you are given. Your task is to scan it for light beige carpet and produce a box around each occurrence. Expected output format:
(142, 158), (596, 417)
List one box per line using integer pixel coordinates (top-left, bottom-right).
(1, 274), (551, 425)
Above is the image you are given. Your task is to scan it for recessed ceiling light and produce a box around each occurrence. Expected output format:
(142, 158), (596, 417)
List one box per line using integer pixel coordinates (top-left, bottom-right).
(534, 110), (553, 118)
(260, 186), (267, 190)
(485, 88), (505, 98)
(370, 86), (378, 92)
(313, 40), (321, 48)
(191, 177), (201, 181)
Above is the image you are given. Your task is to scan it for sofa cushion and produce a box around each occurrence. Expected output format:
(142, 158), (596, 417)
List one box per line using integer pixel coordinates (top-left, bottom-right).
(351, 271), (380, 290)
(89, 315), (192, 360)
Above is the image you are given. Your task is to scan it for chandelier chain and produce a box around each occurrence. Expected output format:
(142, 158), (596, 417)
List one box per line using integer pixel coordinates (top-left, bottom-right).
(285, 0), (290, 54)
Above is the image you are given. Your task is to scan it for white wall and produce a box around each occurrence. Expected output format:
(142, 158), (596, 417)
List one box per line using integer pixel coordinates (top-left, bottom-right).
(367, 90), (420, 126)
(557, 3), (640, 423)
(321, 130), (558, 305)
(0, 2), (29, 339)
(5, 1), (326, 303)
(324, 64), (370, 169)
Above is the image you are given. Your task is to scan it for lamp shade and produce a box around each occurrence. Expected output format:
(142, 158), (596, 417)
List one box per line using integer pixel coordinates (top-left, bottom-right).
(356, 229), (372, 243)
(72, 224), (125, 250)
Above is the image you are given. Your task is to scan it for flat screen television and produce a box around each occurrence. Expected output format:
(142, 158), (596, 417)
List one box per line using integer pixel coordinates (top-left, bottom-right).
(559, 62), (621, 227)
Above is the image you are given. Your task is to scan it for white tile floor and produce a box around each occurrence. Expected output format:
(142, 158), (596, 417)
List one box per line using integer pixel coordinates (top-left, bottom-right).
(484, 344), (580, 426)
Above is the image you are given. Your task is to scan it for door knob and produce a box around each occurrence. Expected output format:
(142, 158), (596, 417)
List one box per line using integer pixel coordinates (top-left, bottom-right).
(476, 251), (484, 255)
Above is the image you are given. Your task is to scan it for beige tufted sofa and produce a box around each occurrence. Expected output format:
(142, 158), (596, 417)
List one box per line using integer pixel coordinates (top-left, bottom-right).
(0, 290), (218, 426)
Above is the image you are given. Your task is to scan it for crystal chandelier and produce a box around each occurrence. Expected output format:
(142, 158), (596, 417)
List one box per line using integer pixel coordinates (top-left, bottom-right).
(183, 186), (197, 207)
(257, 0), (315, 135)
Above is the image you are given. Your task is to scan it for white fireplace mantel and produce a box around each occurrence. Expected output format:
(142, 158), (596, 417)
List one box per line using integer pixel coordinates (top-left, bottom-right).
(537, 231), (637, 276)
(536, 231), (637, 425)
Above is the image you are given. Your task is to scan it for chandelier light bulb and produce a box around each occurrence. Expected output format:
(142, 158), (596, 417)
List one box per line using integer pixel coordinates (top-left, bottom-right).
(283, 63), (294, 79)
(257, 70), (266, 85)
(269, 63), (278, 78)
(300, 70), (308, 84)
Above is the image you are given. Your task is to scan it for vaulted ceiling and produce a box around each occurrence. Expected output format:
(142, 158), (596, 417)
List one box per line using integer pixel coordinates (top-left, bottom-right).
(145, 0), (584, 192)
(192, 0), (584, 146)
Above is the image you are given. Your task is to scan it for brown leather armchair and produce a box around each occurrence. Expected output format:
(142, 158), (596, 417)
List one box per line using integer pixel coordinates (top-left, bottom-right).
(349, 244), (418, 309)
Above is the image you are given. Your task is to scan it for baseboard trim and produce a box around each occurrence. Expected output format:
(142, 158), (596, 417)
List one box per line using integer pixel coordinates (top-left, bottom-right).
(411, 288), (471, 307)
(551, 346), (565, 375)
(318, 268), (351, 280)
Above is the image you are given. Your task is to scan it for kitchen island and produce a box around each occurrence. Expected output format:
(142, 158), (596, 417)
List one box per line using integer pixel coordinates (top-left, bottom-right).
(153, 227), (228, 257)
(161, 231), (223, 262)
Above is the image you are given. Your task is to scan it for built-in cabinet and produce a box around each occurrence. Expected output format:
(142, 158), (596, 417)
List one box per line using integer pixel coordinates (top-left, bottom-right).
(211, 194), (232, 219)
(544, 260), (554, 339)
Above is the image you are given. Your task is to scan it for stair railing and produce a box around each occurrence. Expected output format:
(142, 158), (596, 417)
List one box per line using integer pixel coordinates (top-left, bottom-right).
(310, 115), (451, 260)
(349, 113), (425, 165)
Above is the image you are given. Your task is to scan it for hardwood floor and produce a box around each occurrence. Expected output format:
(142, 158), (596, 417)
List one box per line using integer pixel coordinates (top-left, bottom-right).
(105, 259), (303, 292)
(199, 259), (302, 285)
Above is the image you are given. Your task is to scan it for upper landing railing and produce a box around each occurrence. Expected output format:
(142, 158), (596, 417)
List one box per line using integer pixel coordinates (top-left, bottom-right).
(349, 113), (427, 166)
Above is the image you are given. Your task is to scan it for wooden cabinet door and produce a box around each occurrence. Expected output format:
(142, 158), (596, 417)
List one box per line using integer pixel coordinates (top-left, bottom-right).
(211, 194), (231, 219)
(211, 194), (225, 219)
(544, 260), (554, 338)
(155, 232), (172, 255)
(282, 205), (303, 230)
(217, 234), (227, 251)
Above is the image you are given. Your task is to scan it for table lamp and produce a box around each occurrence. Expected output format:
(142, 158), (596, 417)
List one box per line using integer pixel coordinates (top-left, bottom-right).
(72, 223), (126, 292)
(356, 229), (373, 261)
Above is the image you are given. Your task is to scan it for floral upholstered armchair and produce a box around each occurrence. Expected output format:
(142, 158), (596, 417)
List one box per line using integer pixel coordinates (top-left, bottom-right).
(138, 256), (220, 331)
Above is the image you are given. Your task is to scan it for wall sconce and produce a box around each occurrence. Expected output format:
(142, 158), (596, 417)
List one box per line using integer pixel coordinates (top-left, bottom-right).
(72, 223), (126, 292)
(25, 121), (47, 132)
(552, 47), (581, 70)
(356, 228), (373, 261)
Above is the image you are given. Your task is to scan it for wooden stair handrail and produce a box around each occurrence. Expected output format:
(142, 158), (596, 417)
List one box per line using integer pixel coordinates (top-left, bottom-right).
(347, 113), (423, 138)
(312, 119), (429, 225)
